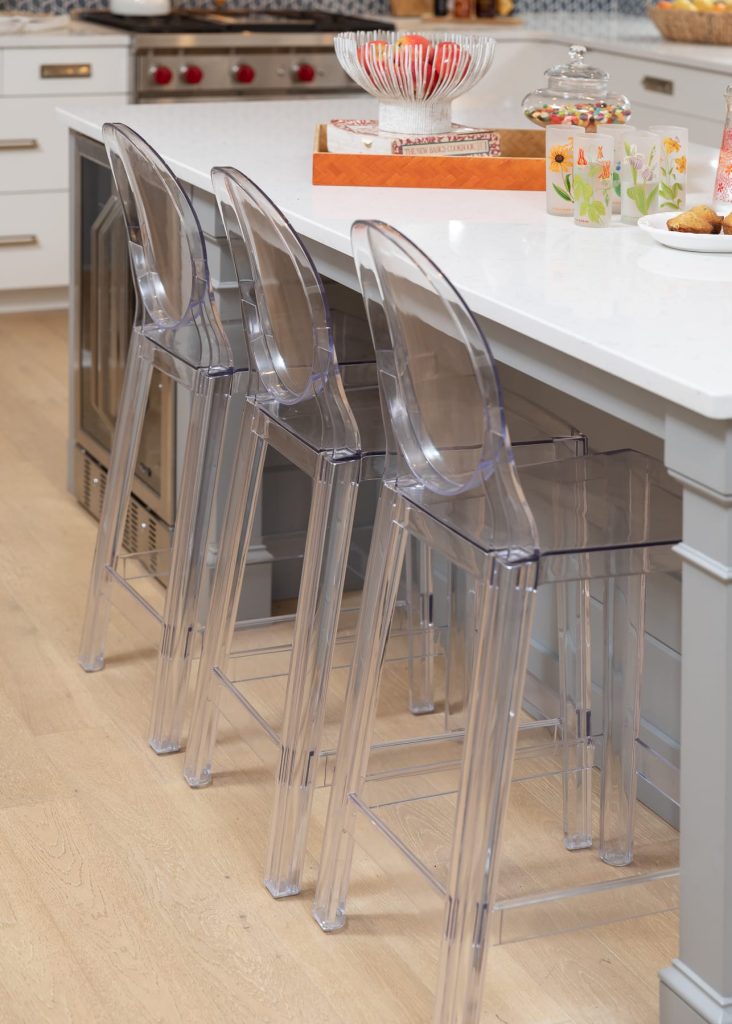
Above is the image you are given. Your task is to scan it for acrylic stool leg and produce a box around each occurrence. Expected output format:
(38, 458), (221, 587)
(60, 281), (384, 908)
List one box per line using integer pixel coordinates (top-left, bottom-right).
(183, 404), (269, 788)
(313, 487), (408, 931)
(445, 564), (476, 733)
(557, 579), (594, 851)
(79, 336), (154, 672)
(434, 560), (536, 1024)
(406, 537), (436, 715)
(148, 372), (232, 755)
(600, 574), (646, 867)
(264, 455), (360, 898)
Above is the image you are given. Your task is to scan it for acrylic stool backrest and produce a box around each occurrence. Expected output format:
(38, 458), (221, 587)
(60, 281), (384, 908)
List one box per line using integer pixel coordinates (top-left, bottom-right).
(351, 219), (538, 555)
(102, 122), (232, 370)
(211, 165), (361, 456)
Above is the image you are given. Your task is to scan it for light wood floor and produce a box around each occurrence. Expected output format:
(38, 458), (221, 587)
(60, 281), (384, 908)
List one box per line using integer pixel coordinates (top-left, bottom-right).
(0, 309), (678, 1024)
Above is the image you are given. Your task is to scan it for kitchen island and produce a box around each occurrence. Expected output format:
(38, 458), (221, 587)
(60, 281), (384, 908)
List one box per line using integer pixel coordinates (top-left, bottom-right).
(59, 95), (732, 1024)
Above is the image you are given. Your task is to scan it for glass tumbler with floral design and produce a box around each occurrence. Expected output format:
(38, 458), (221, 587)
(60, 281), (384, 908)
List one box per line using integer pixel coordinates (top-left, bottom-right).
(573, 133), (613, 228)
(601, 124), (636, 215)
(546, 124), (584, 216)
(649, 125), (688, 212)
(621, 130), (660, 224)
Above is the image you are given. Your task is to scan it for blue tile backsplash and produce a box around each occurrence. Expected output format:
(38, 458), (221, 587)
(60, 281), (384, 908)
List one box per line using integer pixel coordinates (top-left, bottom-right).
(0, 0), (646, 27)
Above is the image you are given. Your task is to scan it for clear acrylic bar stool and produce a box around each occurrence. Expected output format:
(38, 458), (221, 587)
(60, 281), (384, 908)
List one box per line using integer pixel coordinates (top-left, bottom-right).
(312, 221), (681, 1024)
(183, 166), (391, 900)
(182, 167), (589, 903)
(78, 123), (247, 756)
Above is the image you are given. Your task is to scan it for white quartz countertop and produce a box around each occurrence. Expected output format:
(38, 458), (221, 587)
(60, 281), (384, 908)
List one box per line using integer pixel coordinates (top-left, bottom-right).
(0, 14), (129, 47)
(58, 96), (732, 420)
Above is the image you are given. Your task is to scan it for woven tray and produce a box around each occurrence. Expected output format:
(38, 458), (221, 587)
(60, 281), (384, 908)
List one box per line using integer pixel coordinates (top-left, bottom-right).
(649, 4), (732, 44)
(312, 125), (544, 190)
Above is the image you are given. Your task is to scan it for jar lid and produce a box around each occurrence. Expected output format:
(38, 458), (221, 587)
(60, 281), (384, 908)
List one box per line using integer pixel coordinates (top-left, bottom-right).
(545, 44), (610, 92)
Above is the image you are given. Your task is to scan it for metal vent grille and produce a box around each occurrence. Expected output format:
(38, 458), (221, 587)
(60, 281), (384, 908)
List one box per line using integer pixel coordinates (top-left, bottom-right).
(74, 446), (172, 584)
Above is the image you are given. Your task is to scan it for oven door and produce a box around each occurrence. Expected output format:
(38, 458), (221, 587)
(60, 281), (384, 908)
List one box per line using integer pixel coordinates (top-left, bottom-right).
(72, 131), (175, 527)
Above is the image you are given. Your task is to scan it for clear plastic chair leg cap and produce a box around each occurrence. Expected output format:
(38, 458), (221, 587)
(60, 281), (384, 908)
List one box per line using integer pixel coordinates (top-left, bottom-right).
(183, 765), (213, 789)
(409, 699), (436, 715)
(565, 834), (593, 851)
(312, 905), (346, 933)
(149, 737), (182, 756)
(264, 878), (301, 900)
(78, 654), (105, 672)
(600, 848), (634, 868)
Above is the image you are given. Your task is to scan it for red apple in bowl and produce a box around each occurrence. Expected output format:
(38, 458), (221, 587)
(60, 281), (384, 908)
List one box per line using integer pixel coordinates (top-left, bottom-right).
(431, 41), (471, 85)
(356, 38), (390, 84)
(395, 33), (432, 55)
(395, 35), (439, 96)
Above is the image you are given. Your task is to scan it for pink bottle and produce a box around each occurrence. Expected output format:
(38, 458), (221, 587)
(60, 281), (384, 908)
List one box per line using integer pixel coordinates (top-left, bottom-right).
(714, 84), (732, 203)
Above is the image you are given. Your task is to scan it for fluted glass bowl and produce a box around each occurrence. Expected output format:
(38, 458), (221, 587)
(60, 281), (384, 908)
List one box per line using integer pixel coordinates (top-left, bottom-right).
(335, 31), (496, 136)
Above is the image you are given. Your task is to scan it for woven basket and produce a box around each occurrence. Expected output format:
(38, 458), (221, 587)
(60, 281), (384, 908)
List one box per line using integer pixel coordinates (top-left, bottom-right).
(649, 4), (732, 44)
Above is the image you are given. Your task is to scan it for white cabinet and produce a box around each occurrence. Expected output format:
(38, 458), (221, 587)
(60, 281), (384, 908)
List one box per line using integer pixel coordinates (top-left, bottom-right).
(0, 39), (129, 308)
(0, 97), (80, 192)
(0, 192), (69, 290)
(1, 45), (129, 96)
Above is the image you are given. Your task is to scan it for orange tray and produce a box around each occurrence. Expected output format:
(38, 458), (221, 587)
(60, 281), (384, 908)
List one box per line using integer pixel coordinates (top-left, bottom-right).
(312, 125), (545, 191)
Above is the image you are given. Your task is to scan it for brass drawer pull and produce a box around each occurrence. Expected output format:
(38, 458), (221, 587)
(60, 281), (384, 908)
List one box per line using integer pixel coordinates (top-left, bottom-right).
(40, 63), (91, 79)
(0, 234), (38, 247)
(0, 138), (39, 151)
(642, 75), (674, 96)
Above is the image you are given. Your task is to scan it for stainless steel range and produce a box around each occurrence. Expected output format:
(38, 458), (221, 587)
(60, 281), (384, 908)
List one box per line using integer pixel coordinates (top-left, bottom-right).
(78, 8), (392, 101)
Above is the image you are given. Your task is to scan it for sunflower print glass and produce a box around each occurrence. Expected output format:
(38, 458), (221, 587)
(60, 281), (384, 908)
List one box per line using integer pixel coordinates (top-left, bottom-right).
(573, 133), (613, 228)
(546, 124), (584, 216)
(649, 124), (688, 212)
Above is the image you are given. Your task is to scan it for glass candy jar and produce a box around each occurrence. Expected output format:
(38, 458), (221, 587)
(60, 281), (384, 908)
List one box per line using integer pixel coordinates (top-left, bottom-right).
(522, 44), (631, 129)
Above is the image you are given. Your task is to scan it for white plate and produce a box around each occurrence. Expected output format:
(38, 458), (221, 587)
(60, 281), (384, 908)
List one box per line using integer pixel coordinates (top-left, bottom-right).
(637, 211), (732, 253)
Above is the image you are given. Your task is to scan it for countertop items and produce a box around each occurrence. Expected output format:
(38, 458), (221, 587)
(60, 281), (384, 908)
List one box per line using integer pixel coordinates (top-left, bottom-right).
(638, 204), (732, 247)
(335, 31), (495, 134)
(57, 95), (728, 419)
(398, 13), (732, 73)
(521, 42), (631, 126)
(649, 1), (732, 44)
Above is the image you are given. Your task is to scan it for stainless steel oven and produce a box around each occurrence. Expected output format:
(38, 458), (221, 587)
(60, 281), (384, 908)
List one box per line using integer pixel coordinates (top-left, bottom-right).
(76, 9), (392, 103)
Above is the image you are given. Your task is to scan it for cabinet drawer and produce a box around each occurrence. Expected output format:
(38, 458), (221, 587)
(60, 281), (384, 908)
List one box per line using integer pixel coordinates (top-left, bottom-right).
(0, 192), (69, 289)
(623, 100), (721, 148)
(1, 46), (129, 96)
(0, 96), (80, 193)
(593, 50), (727, 134)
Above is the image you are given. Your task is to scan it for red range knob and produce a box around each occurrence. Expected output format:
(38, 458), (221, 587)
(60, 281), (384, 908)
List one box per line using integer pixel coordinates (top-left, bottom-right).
(151, 65), (173, 86)
(234, 63), (256, 84)
(295, 62), (316, 83)
(182, 64), (204, 85)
